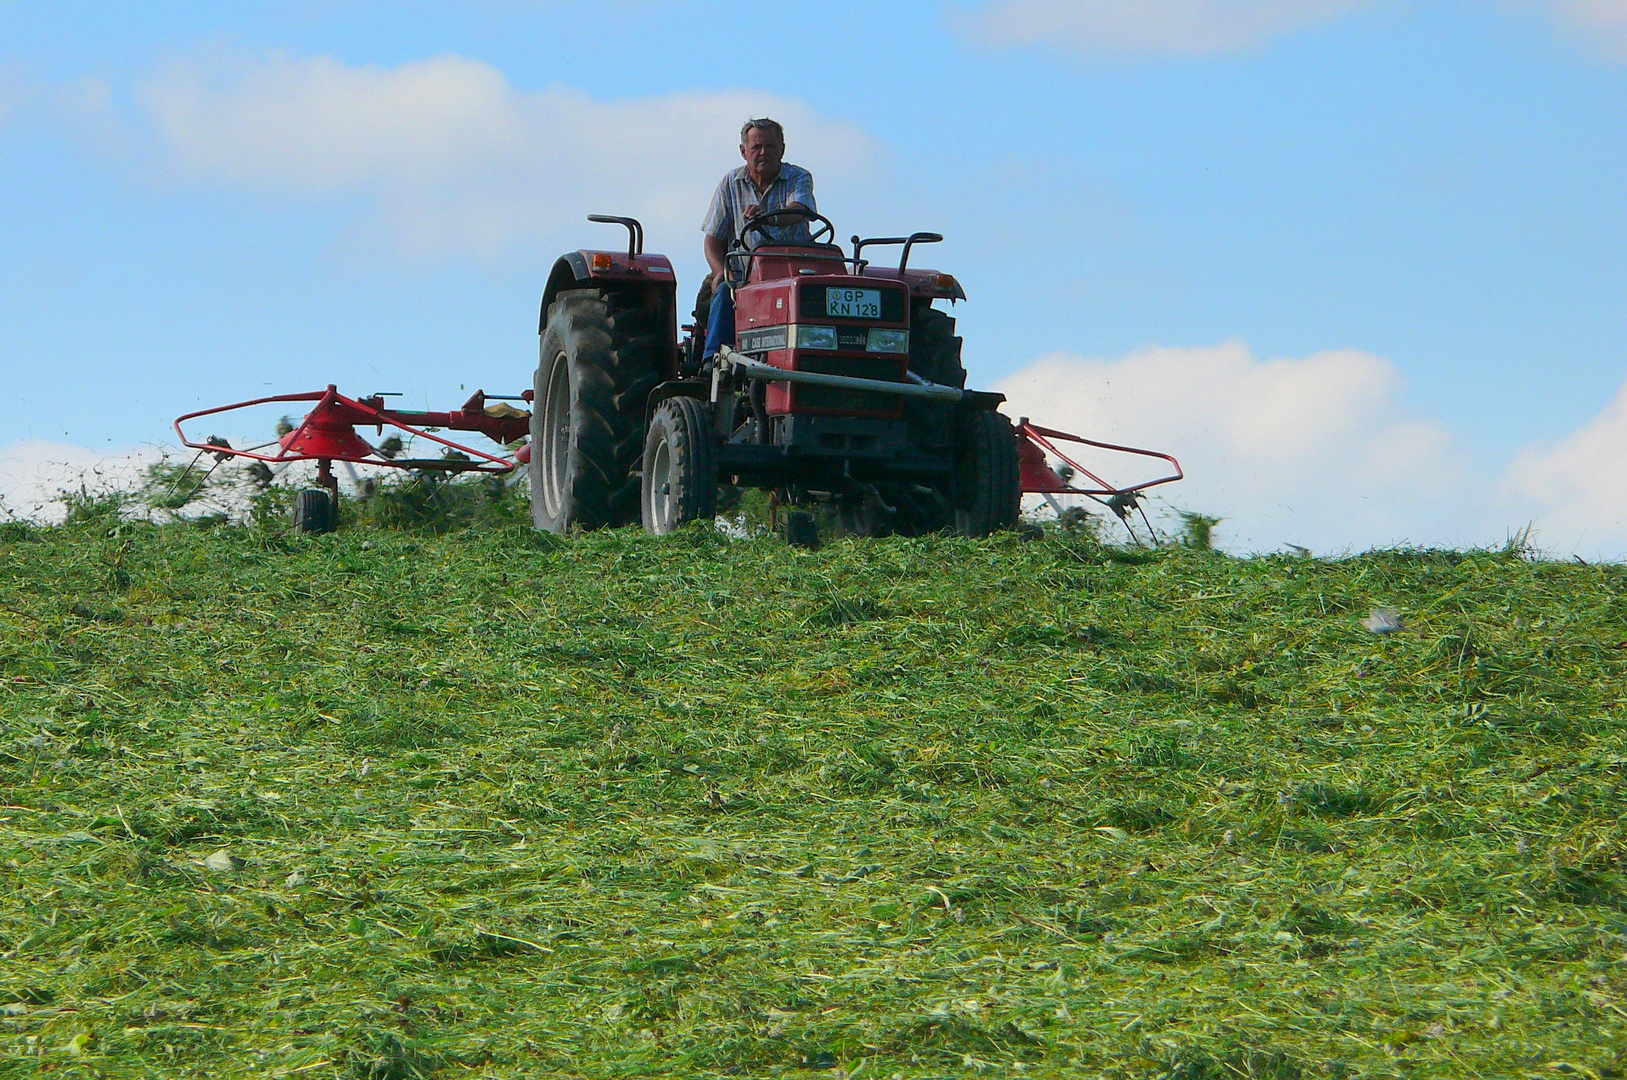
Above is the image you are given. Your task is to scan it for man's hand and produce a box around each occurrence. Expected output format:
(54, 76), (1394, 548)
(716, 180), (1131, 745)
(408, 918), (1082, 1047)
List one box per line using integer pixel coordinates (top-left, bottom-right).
(745, 201), (807, 222)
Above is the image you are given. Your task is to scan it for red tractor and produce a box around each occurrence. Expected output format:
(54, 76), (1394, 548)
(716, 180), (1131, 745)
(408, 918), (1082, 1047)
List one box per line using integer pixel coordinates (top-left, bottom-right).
(175, 212), (1180, 538)
(531, 210), (1022, 540)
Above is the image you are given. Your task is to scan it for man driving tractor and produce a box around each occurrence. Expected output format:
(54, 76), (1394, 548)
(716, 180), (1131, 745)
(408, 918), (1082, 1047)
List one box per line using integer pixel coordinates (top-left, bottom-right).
(699, 117), (816, 363)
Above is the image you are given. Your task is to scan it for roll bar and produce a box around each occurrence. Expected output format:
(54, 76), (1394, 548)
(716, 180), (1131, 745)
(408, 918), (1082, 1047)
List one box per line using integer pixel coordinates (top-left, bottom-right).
(588, 214), (644, 257)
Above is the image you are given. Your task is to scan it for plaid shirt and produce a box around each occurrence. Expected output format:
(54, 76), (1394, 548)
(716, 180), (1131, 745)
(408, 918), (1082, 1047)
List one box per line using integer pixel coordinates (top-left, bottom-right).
(700, 163), (817, 249)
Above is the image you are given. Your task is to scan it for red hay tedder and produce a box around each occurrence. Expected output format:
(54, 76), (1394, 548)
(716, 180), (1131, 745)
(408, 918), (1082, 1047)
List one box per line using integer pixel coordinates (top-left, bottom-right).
(176, 212), (1181, 540)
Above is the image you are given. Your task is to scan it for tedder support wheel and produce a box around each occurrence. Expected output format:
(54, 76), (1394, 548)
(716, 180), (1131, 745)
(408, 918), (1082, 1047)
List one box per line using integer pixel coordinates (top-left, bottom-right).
(784, 510), (821, 550)
(530, 290), (663, 533)
(292, 488), (337, 534)
(641, 396), (717, 534)
(952, 411), (1021, 538)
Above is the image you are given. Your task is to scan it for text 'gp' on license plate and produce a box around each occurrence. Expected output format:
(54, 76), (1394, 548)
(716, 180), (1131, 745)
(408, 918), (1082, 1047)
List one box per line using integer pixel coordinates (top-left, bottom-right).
(825, 287), (882, 319)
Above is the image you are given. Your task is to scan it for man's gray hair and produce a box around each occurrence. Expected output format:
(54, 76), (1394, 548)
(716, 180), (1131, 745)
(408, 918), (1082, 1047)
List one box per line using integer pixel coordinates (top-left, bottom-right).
(740, 117), (784, 144)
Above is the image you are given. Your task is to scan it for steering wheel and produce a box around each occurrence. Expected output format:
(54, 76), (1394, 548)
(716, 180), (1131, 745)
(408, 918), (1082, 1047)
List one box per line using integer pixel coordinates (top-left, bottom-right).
(738, 206), (836, 249)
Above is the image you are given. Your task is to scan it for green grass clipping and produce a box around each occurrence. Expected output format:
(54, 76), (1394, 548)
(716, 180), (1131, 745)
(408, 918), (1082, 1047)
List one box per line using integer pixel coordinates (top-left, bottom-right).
(2, 501), (1626, 1078)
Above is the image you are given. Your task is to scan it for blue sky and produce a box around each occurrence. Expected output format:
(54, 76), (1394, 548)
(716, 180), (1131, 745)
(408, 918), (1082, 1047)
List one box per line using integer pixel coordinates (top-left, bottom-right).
(2, 1), (1625, 553)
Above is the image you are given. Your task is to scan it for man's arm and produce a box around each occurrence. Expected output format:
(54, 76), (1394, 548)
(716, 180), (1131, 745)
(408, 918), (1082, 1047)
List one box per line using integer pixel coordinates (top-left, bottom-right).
(771, 168), (815, 240)
(700, 176), (734, 285)
(704, 232), (729, 286)
(745, 164), (813, 221)
(747, 200), (808, 220)
(786, 167), (815, 215)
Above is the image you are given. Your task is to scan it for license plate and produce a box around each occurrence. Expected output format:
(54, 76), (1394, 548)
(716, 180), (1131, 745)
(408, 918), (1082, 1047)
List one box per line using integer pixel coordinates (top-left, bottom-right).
(825, 287), (882, 319)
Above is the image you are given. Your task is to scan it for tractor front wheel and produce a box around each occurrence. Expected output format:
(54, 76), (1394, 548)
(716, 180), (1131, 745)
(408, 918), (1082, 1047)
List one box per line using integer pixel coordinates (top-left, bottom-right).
(530, 290), (662, 533)
(641, 396), (717, 534)
(952, 411), (1021, 538)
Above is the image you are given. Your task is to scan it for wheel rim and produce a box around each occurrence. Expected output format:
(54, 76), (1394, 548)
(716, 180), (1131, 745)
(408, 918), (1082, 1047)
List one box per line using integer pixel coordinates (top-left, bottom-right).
(648, 433), (674, 533)
(540, 352), (571, 519)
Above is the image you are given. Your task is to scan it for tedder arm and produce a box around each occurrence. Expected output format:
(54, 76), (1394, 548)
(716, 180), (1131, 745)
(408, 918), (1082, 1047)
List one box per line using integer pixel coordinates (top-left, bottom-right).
(1015, 420), (1183, 539)
(1016, 420), (1182, 499)
(174, 385), (533, 532)
(174, 385), (531, 475)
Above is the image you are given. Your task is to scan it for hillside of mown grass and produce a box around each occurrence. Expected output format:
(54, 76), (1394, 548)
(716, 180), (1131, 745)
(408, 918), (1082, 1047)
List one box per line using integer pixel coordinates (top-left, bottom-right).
(3, 505), (1627, 1079)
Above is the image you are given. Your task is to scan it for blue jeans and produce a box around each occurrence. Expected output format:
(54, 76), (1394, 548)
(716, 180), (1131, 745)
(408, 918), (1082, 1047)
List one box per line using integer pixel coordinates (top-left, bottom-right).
(703, 281), (734, 361)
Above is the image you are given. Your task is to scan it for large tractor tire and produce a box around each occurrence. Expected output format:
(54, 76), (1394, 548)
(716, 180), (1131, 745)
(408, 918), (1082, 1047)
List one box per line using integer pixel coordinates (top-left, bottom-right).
(531, 290), (663, 533)
(641, 396), (717, 534)
(906, 305), (966, 450)
(952, 410), (1021, 538)
(908, 304), (966, 389)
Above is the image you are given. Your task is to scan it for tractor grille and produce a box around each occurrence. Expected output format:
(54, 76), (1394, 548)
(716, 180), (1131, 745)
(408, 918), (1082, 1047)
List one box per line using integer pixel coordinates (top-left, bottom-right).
(791, 356), (907, 414)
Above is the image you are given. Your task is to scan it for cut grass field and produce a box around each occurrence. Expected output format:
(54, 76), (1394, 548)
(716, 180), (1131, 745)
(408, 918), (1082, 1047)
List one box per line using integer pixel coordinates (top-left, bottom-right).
(3, 506), (1626, 1078)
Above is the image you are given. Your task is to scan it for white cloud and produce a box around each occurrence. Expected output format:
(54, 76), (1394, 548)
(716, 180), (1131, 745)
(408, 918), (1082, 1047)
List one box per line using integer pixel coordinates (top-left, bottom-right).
(955, 0), (1370, 55)
(0, 440), (162, 524)
(998, 342), (1627, 557)
(1547, 0), (1627, 59)
(1504, 379), (1627, 553)
(996, 341), (1496, 553)
(138, 50), (876, 260)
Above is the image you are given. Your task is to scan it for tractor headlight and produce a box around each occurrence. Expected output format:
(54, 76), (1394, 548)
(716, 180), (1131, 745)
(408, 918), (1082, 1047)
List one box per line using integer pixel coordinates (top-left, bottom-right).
(795, 325), (839, 351)
(867, 329), (909, 354)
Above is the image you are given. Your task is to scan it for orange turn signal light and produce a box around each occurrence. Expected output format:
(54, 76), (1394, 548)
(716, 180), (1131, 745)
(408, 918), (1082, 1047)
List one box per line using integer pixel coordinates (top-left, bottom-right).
(591, 253), (614, 270)
(935, 274), (957, 290)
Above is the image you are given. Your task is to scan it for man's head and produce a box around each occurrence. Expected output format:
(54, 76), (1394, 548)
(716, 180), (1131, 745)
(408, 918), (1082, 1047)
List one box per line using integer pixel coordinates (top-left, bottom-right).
(739, 118), (785, 186)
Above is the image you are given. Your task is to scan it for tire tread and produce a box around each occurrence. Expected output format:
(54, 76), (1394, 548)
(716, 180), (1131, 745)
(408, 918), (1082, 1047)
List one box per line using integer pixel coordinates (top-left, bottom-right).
(953, 410), (1020, 537)
(642, 396), (717, 533)
(531, 290), (663, 531)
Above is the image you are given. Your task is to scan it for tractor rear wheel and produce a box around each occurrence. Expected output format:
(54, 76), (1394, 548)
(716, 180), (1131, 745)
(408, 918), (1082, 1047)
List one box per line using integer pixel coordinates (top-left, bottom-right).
(952, 411), (1021, 537)
(908, 304), (966, 389)
(906, 305), (966, 450)
(641, 396), (717, 534)
(531, 290), (663, 533)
